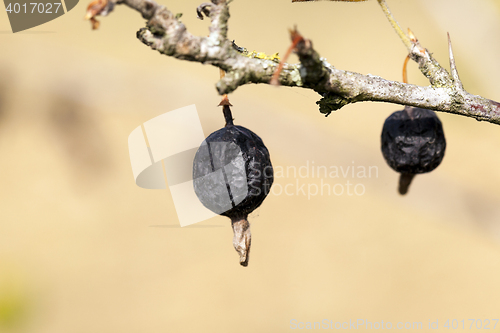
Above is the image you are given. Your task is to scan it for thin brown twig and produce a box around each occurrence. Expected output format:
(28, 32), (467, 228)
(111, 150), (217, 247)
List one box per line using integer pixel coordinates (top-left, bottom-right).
(270, 28), (304, 86)
(402, 54), (410, 84)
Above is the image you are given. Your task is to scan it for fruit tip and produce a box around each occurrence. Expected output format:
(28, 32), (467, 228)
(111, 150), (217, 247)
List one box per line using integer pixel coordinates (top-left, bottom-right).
(398, 173), (415, 195)
(232, 218), (251, 267)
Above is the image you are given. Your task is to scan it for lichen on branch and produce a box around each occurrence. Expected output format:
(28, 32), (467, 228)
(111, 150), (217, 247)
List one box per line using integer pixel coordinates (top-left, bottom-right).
(85, 0), (500, 125)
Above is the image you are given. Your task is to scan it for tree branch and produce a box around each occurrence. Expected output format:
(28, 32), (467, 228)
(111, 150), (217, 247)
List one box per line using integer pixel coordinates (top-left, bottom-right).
(86, 0), (500, 125)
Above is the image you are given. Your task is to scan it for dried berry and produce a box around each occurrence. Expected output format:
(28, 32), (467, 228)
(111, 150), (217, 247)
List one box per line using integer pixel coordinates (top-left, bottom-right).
(381, 106), (446, 195)
(192, 103), (273, 266)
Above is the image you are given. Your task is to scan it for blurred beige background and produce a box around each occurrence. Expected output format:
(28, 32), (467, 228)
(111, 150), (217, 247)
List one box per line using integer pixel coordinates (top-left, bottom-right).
(1, 0), (500, 332)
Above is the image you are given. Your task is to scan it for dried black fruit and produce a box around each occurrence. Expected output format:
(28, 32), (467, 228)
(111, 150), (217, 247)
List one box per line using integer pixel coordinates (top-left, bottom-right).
(193, 103), (273, 266)
(381, 106), (446, 195)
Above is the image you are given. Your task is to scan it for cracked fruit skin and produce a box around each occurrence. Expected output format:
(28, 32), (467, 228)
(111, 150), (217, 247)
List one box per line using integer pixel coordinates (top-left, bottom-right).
(193, 124), (273, 219)
(381, 106), (446, 194)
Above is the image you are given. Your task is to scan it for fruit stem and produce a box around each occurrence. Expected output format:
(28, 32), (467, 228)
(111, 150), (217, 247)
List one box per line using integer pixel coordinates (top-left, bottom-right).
(218, 66), (233, 127)
(231, 217), (251, 267)
(404, 105), (415, 120)
(222, 105), (234, 126)
(399, 173), (415, 195)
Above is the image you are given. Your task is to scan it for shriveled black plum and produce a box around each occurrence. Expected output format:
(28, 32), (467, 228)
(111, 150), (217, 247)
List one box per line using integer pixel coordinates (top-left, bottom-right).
(381, 106), (446, 195)
(193, 104), (273, 266)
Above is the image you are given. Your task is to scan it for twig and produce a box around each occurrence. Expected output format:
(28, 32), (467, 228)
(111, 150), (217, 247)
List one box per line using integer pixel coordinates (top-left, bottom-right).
(377, 0), (412, 49)
(270, 28), (304, 85)
(85, 0), (500, 125)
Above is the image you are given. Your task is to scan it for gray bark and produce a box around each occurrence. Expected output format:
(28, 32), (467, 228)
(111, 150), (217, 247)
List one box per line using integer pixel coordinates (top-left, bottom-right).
(93, 0), (500, 125)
